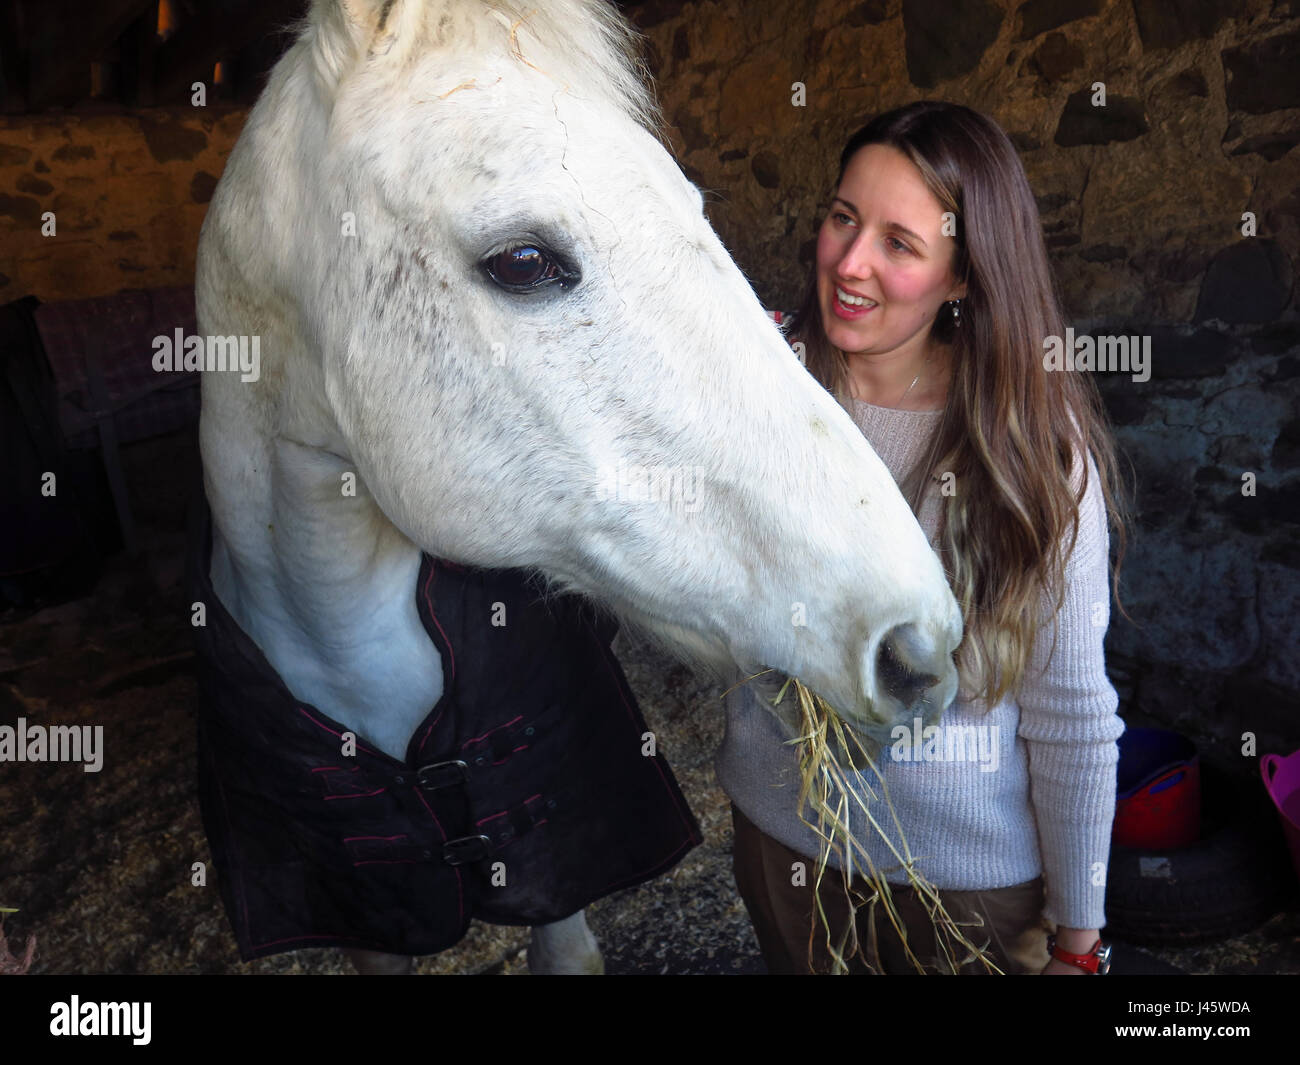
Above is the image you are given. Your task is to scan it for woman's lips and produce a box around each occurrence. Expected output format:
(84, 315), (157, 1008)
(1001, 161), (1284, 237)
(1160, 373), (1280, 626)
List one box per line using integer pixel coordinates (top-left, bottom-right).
(830, 284), (878, 321)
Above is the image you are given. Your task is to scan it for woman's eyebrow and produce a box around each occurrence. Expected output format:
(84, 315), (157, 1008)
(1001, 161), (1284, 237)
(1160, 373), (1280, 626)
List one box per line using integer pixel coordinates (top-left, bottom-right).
(885, 221), (929, 249)
(831, 198), (930, 249)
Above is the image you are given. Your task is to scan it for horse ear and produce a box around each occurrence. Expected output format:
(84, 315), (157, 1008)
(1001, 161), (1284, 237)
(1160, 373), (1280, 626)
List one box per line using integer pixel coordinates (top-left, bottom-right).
(341, 0), (415, 52)
(311, 0), (423, 84)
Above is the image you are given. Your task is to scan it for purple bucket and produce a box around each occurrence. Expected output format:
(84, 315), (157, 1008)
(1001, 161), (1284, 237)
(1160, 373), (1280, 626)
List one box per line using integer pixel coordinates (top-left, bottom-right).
(1261, 751), (1300, 883)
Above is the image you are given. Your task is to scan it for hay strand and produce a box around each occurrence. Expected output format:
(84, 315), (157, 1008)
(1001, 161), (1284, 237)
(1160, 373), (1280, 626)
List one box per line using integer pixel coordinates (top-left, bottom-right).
(760, 673), (1003, 975)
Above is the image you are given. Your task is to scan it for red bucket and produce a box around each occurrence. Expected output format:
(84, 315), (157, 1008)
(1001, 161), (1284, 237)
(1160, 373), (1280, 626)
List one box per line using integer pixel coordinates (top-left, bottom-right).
(1113, 728), (1200, 849)
(1261, 751), (1300, 883)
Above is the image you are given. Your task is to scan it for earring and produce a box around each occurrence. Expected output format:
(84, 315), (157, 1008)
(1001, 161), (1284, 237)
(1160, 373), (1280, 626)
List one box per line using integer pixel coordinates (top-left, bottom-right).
(949, 299), (963, 326)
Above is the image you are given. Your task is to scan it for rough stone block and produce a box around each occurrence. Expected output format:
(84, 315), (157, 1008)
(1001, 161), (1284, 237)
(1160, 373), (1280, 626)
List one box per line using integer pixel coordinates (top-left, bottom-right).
(1195, 240), (1293, 324)
(1053, 90), (1149, 146)
(1133, 0), (1249, 50)
(1223, 29), (1300, 114)
(1017, 0), (1102, 40)
(902, 0), (1003, 87)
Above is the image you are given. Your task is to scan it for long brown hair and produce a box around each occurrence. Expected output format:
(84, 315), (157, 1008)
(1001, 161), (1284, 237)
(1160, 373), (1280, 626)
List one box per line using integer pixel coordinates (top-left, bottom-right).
(791, 101), (1128, 705)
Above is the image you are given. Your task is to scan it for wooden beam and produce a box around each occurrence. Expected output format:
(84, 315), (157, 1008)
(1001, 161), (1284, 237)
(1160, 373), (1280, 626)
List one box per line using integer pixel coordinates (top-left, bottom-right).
(119, 4), (160, 108)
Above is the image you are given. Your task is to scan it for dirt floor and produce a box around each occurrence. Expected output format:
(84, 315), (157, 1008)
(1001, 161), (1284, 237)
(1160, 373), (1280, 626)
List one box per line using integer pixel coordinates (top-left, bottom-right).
(1, 429), (1297, 975)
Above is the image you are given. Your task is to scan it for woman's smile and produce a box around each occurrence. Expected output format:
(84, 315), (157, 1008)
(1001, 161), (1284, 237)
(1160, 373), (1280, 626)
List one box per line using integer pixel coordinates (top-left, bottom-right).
(830, 285), (878, 318)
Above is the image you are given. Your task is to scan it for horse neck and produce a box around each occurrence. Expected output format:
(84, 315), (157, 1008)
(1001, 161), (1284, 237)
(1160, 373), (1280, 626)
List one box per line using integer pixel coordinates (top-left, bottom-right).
(201, 368), (442, 759)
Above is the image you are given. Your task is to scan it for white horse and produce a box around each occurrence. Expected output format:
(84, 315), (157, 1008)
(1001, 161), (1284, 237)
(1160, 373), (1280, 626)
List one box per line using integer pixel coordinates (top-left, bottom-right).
(195, 0), (961, 974)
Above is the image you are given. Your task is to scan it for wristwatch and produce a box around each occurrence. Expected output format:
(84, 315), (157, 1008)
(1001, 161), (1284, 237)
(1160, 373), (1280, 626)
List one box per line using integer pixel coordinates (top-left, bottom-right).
(1047, 934), (1112, 974)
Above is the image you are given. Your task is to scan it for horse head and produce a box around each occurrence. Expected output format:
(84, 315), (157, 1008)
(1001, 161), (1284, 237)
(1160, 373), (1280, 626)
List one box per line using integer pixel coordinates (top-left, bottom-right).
(196, 0), (962, 747)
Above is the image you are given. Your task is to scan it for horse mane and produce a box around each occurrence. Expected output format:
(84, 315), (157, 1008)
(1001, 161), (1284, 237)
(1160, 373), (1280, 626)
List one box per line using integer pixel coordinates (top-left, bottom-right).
(300, 0), (663, 137)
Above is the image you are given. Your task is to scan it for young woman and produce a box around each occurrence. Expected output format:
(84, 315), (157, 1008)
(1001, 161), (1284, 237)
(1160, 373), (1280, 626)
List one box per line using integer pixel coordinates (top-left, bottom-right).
(717, 101), (1128, 975)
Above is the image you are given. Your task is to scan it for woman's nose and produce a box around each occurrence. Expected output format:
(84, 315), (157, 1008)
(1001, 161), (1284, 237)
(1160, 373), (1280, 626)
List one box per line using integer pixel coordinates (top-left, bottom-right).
(838, 236), (875, 280)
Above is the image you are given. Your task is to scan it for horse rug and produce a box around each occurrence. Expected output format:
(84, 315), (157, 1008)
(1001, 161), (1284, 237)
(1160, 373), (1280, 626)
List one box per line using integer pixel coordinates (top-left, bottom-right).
(188, 488), (701, 961)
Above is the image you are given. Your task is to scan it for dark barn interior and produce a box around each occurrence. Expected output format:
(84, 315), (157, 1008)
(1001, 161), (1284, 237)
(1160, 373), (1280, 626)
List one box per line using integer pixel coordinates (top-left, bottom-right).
(1, 0), (1298, 977)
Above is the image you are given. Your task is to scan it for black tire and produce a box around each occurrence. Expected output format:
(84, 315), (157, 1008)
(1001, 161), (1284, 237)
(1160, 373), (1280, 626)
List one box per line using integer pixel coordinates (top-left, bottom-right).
(1102, 761), (1297, 946)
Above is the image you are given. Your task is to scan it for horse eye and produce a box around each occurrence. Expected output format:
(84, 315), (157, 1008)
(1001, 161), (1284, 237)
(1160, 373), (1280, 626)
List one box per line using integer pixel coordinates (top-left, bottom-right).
(483, 244), (573, 292)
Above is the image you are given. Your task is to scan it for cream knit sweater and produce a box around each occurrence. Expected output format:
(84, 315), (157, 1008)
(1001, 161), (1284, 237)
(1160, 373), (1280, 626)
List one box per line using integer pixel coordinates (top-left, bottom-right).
(715, 399), (1124, 931)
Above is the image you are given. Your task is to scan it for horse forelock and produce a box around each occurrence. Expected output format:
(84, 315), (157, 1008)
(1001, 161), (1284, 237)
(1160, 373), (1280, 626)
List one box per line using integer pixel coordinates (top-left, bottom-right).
(303, 0), (662, 137)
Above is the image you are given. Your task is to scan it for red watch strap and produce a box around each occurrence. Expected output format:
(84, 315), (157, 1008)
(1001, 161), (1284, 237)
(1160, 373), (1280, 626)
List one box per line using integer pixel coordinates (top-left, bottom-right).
(1049, 936), (1104, 973)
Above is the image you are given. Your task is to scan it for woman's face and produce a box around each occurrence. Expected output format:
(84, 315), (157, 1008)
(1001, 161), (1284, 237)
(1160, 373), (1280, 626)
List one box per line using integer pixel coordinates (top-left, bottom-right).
(816, 143), (965, 361)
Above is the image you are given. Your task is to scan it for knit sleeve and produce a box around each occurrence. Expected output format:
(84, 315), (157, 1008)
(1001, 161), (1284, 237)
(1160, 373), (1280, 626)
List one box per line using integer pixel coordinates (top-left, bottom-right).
(1017, 451), (1124, 931)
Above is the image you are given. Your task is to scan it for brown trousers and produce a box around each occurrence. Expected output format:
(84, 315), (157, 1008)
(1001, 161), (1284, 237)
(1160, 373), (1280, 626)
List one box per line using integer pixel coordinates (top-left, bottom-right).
(731, 804), (1054, 974)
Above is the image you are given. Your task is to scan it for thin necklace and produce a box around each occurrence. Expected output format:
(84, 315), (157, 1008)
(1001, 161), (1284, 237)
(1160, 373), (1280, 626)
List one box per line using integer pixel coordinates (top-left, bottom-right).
(896, 354), (931, 408)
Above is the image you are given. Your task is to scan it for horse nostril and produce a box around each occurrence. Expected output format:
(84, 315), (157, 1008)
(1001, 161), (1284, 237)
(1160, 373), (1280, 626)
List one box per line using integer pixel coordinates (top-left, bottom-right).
(877, 624), (939, 711)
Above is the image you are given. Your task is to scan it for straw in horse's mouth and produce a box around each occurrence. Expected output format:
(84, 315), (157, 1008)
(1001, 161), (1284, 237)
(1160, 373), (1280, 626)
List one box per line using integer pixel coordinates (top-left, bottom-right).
(758, 674), (1002, 975)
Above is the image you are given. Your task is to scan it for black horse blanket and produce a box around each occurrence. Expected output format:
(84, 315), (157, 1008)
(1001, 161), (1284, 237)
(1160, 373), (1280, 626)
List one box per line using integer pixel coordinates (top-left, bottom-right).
(189, 490), (700, 961)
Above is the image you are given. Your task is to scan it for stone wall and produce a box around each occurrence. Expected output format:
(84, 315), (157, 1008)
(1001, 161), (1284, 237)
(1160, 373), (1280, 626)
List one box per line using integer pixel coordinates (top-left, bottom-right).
(626, 0), (1300, 754)
(0, 108), (247, 301)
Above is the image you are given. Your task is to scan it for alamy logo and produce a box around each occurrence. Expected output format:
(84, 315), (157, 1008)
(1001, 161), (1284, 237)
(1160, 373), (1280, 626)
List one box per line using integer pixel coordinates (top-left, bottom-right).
(594, 459), (703, 513)
(1042, 327), (1150, 382)
(152, 328), (260, 383)
(889, 717), (1000, 773)
(50, 997), (151, 1045)
(0, 718), (103, 773)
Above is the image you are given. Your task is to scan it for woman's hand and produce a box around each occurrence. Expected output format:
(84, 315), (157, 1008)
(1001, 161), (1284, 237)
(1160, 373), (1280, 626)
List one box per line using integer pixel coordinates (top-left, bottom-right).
(1041, 926), (1104, 975)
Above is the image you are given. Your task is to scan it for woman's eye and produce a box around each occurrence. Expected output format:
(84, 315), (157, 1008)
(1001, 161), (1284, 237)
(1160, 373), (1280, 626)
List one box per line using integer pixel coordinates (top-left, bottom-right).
(886, 236), (912, 254)
(483, 245), (572, 292)
(832, 211), (855, 226)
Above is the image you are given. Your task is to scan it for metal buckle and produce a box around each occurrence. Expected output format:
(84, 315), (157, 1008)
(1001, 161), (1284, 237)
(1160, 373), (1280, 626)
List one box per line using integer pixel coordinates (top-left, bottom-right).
(415, 760), (468, 791)
(1096, 943), (1112, 976)
(442, 835), (491, 866)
